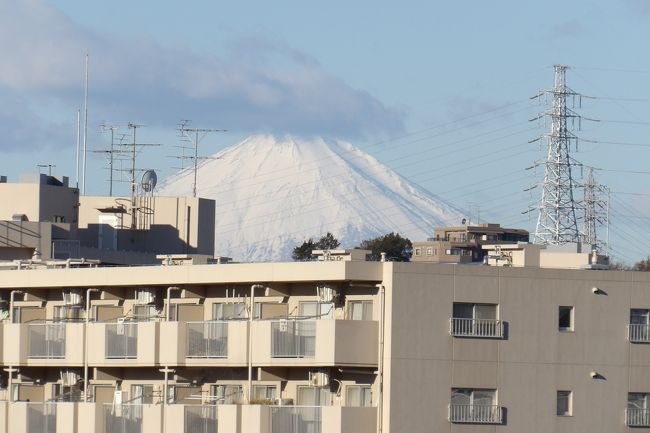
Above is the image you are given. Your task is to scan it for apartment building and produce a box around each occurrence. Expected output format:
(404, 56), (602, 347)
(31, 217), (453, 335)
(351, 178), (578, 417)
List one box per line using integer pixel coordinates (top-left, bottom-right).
(0, 251), (650, 433)
(412, 223), (529, 264)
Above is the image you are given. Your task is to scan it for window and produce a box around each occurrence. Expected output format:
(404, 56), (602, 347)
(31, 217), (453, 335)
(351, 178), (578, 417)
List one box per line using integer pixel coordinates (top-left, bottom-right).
(426, 247), (433, 256)
(213, 303), (247, 320)
(453, 303), (497, 320)
(630, 309), (650, 342)
(628, 393), (650, 426)
(631, 309), (650, 325)
(558, 306), (574, 331)
(450, 388), (499, 423)
(451, 388), (495, 407)
(133, 304), (157, 321)
(53, 305), (82, 322)
(253, 385), (277, 401)
(297, 386), (332, 406)
(346, 385), (372, 407)
(131, 384), (154, 404)
(211, 384), (244, 404)
(414, 248), (421, 256)
(348, 300), (373, 321)
(53, 215), (65, 223)
(299, 301), (333, 319)
(557, 390), (572, 416)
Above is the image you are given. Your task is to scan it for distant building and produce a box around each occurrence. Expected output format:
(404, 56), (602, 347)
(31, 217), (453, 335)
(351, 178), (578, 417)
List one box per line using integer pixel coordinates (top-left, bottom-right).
(411, 223), (529, 264)
(0, 174), (215, 265)
(483, 242), (610, 269)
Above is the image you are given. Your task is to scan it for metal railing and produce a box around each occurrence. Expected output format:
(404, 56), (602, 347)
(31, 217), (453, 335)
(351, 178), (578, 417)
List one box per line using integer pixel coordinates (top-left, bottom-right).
(270, 406), (321, 433)
(28, 324), (66, 359)
(103, 404), (143, 433)
(186, 322), (228, 358)
(27, 402), (57, 433)
(450, 318), (503, 338)
(627, 408), (650, 426)
(629, 324), (650, 343)
(106, 323), (138, 359)
(184, 405), (218, 433)
(449, 404), (502, 424)
(271, 320), (316, 358)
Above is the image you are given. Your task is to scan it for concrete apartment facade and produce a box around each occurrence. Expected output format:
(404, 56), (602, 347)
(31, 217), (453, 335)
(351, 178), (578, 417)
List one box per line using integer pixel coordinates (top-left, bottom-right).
(0, 253), (650, 433)
(0, 174), (215, 264)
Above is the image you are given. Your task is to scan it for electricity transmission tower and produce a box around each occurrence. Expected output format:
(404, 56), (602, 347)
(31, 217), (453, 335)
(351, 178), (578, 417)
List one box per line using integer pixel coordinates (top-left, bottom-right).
(176, 120), (226, 197)
(527, 65), (583, 245)
(581, 167), (609, 252)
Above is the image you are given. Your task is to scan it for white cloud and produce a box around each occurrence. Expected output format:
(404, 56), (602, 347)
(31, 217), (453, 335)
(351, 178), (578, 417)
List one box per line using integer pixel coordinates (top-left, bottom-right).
(0, 0), (402, 150)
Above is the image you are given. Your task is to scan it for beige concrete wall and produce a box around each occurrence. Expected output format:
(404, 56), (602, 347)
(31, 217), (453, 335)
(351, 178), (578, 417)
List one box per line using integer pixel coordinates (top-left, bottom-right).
(322, 406), (377, 433)
(384, 263), (650, 433)
(0, 182), (78, 224)
(77, 402), (102, 433)
(0, 401), (6, 433)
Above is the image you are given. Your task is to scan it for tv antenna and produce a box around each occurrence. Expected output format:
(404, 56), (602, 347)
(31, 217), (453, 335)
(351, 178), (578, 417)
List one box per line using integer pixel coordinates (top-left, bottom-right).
(92, 124), (130, 196)
(176, 120), (226, 197)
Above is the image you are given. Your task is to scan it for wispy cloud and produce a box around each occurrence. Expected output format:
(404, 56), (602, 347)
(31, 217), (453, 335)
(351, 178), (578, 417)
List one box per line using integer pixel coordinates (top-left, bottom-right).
(0, 0), (402, 150)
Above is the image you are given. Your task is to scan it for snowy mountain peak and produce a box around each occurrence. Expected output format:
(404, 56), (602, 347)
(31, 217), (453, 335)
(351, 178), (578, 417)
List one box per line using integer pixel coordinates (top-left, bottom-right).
(158, 135), (464, 262)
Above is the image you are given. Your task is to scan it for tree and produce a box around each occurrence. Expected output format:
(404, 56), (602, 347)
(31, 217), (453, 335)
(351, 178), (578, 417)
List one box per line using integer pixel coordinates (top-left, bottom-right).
(357, 232), (412, 262)
(292, 232), (341, 261)
(633, 257), (650, 272)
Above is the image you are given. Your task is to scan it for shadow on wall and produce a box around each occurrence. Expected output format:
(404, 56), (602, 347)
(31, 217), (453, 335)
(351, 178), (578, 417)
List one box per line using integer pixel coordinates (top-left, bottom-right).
(79, 224), (197, 255)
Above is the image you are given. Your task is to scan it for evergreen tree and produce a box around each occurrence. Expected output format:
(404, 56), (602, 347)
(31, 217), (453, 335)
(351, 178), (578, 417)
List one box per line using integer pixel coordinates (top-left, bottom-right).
(292, 232), (340, 261)
(357, 232), (412, 262)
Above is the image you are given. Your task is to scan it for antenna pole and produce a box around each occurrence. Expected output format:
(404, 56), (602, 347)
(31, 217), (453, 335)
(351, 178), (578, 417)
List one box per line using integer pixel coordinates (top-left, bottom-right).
(176, 121), (226, 198)
(75, 109), (81, 189)
(194, 130), (199, 198)
(130, 124), (137, 229)
(82, 53), (89, 195)
(109, 127), (115, 197)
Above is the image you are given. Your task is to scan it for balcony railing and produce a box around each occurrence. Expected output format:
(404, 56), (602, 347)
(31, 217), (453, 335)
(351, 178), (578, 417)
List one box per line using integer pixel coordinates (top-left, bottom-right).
(627, 408), (650, 426)
(106, 323), (138, 359)
(629, 324), (650, 343)
(104, 404), (143, 433)
(271, 320), (316, 358)
(450, 318), (503, 338)
(27, 402), (57, 433)
(186, 322), (228, 358)
(270, 406), (321, 433)
(28, 324), (66, 359)
(184, 405), (218, 433)
(448, 404), (502, 424)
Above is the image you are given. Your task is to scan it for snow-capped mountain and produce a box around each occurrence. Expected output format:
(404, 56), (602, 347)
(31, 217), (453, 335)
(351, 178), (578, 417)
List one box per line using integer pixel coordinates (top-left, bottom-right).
(158, 135), (464, 262)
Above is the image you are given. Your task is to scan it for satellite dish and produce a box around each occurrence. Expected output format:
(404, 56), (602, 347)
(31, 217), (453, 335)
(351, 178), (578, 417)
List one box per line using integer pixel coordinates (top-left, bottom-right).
(141, 170), (157, 192)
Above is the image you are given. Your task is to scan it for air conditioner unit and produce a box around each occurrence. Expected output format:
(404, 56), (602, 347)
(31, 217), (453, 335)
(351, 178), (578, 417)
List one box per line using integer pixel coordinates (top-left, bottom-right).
(317, 285), (337, 303)
(63, 290), (82, 306)
(61, 371), (80, 387)
(135, 289), (155, 305)
(309, 371), (329, 388)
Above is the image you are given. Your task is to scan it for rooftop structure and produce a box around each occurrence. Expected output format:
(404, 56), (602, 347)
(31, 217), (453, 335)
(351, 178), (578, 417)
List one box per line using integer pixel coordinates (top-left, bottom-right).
(411, 223), (529, 264)
(0, 250), (647, 432)
(0, 174), (215, 265)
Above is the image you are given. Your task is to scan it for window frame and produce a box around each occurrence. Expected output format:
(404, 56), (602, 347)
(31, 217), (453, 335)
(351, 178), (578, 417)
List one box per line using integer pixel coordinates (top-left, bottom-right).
(558, 306), (574, 332)
(556, 390), (573, 416)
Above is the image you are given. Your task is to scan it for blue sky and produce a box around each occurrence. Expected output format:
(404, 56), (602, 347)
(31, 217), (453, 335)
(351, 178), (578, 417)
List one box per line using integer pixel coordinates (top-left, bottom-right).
(2, 0), (650, 263)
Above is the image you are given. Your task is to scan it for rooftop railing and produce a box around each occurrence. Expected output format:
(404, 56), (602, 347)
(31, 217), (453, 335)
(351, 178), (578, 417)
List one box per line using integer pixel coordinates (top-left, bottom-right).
(26, 402), (57, 433)
(28, 323), (66, 359)
(450, 318), (503, 338)
(627, 408), (650, 427)
(106, 323), (138, 359)
(184, 404), (218, 433)
(186, 322), (228, 358)
(270, 406), (321, 433)
(271, 320), (316, 358)
(103, 404), (143, 433)
(448, 404), (502, 424)
(629, 324), (650, 343)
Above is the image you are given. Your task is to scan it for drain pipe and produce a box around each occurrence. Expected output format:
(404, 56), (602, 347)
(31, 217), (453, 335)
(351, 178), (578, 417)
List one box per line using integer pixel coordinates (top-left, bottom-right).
(166, 287), (181, 321)
(84, 288), (99, 402)
(248, 284), (265, 402)
(375, 283), (386, 433)
(9, 290), (23, 324)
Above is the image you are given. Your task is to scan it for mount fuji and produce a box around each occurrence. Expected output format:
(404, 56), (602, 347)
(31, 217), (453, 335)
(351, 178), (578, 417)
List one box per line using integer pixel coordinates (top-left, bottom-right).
(158, 135), (464, 262)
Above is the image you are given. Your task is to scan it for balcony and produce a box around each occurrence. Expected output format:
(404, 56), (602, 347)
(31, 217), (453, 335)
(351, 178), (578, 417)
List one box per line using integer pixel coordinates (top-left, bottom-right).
(448, 404), (502, 424)
(186, 322), (228, 359)
(627, 408), (650, 427)
(87, 322), (158, 366)
(271, 406), (321, 433)
(26, 402), (56, 433)
(3, 402), (75, 433)
(103, 404), (143, 433)
(105, 323), (138, 359)
(184, 405), (218, 433)
(28, 324), (66, 359)
(2, 323), (84, 366)
(449, 318), (503, 339)
(158, 321), (248, 367)
(629, 324), (650, 343)
(251, 320), (378, 367)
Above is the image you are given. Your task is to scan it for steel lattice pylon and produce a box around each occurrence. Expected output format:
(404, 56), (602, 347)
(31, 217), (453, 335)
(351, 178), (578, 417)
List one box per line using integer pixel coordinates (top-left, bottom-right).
(581, 167), (609, 252)
(530, 65), (583, 245)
